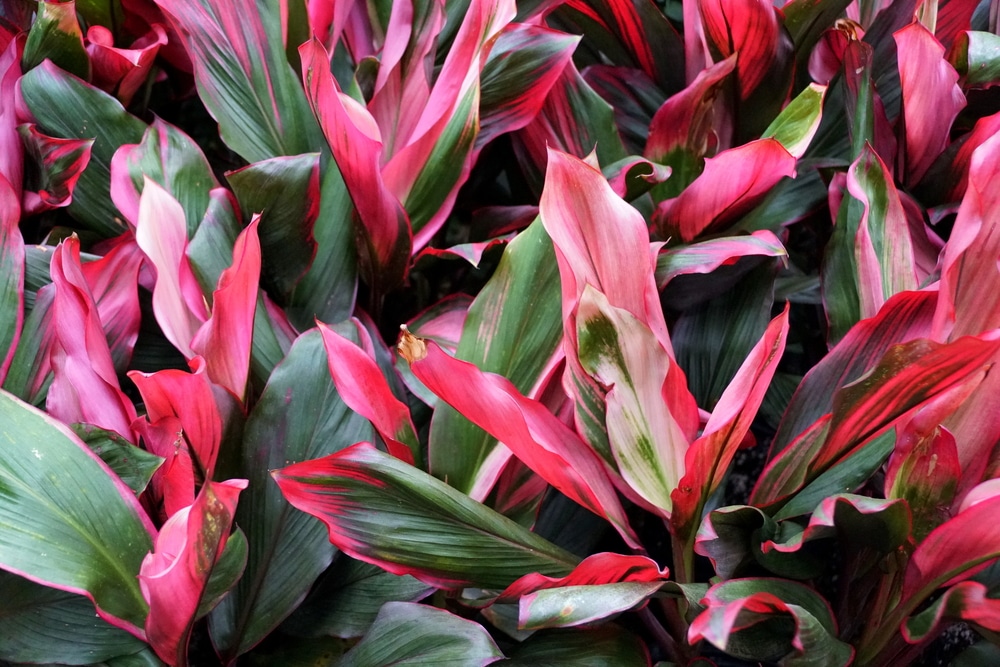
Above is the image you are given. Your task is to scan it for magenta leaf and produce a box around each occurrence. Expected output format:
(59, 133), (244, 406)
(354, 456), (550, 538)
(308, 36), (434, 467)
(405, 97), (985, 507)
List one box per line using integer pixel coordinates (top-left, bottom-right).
(398, 331), (640, 549)
(894, 22), (965, 186)
(300, 38), (412, 294)
(0, 36), (23, 195)
(141, 479), (247, 666)
(273, 443), (581, 590)
(190, 217), (261, 402)
(655, 139), (797, 242)
(499, 552), (668, 601)
(319, 321), (419, 464)
(18, 124), (94, 214)
(79, 237), (143, 372)
(86, 24), (167, 106)
(46, 237), (137, 440)
(698, 0), (779, 99)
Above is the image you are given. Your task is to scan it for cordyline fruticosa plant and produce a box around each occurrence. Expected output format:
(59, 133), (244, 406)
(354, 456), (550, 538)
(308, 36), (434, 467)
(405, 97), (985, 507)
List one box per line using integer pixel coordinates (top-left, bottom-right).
(6, 0), (1000, 664)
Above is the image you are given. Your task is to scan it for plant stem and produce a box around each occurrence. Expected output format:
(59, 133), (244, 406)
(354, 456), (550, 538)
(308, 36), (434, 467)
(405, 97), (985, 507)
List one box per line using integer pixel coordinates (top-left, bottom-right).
(640, 606), (680, 663)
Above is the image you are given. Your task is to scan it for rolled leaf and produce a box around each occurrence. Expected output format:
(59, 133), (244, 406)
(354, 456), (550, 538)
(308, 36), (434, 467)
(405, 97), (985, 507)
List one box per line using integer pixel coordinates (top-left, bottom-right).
(19, 124), (94, 214)
(141, 479), (246, 666)
(274, 443), (581, 590)
(85, 24), (167, 107)
(0, 389), (155, 638)
(79, 237), (142, 372)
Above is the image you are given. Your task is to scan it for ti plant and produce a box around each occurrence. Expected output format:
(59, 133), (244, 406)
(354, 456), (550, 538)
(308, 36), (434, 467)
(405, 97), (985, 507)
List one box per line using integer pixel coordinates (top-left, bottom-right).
(5, 0), (1000, 665)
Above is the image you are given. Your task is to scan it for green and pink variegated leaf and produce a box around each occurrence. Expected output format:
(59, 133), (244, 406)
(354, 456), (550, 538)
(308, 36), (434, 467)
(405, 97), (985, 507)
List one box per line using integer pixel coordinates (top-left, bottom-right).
(19, 60), (147, 237)
(770, 289), (936, 457)
(336, 602), (504, 667)
(319, 321), (419, 464)
(399, 331), (640, 549)
(0, 40), (22, 384)
(190, 217), (261, 402)
(847, 144), (919, 320)
(904, 581), (1000, 643)
(478, 24), (579, 147)
(47, 237), (137, 441)
(654, 230), (786, 289)
(576, 286), (686, 514)
(895, 22), (965, 186)
(671, 307), (788, 536)
(0, 36), (23, 194)
(0, 389), (156, 639)
(134, 178), (209, 357)
(18, 125), (94, 214)
(689, 578), (853, 666)
(498, 552), (668, 601)
(21, 0), (89, 80)
(395, 294), (472, 408)
(301, 38), (412, 294)
(655, 139), (797, 242)
(428, 219), (562, 499)
(540, 148), (698, 462)
(110, 117), (220, 237)
(226, 153), (320, 302)
(140, 479), (246, 666)
(516, 582), (667, 630)
(86, 24), (167, 106)
(698, 0), (779, 99)
(78, 237), (142, 372)
(153, 0), (321, 162)
(273, 443), (580, 590)
(762, 83), (827, 158)
(949, 30), (1000, 89)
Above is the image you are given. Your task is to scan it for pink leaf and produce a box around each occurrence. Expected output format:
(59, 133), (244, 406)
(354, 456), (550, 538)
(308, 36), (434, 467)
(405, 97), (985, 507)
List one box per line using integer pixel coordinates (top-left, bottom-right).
(397, 330), (641, 549)
(129, 358), (223, 481)
(655, 138), (796, 242)
(86, 24), (168, 106)
(671, 307), (789, 535)
(0, 36), (23, 193)
(80, 236), (143, 371)
(319, 321), (418, 464)
(655, 230), (786, 289)
(141, 479), (246, 667)
(645, 55), (735, 163)
(698, 0), (779, 99)
(498, 552), (668, 602)
(0, 174), (22, 384)
(300, 38), (412, 292)
(18, 124), (94, 214)
(894, 23), (965, 185)
(190, 217), (261, 402)
(135, 178), (209, 357)
(47, 237), (137, 440)
(132, 415), (196, 520)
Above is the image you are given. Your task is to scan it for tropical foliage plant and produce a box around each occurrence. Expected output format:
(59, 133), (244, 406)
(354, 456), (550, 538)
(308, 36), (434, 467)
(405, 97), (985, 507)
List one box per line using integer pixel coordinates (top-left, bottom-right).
(5, 0), (1000, 664)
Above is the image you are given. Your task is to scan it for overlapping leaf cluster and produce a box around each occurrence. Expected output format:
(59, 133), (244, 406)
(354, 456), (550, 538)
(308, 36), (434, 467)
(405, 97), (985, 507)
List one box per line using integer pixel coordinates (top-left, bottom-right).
(4, 0), (1000, 664)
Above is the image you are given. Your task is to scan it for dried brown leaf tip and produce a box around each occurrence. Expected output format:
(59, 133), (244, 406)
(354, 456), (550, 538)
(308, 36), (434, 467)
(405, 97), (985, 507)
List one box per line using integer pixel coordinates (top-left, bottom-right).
(397, 325), (427, 363)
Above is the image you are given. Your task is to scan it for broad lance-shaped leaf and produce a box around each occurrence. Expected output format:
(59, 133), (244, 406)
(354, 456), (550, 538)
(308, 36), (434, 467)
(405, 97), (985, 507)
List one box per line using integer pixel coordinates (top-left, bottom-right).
(0, 389), (156, 638)
(21, 0), (89, 80)
(153, 0), (321, 162)
(47, 236), (137, 440)
(319, 321), (419, 464)
(576, 285), (686, 514)
(274, 443), (580, 590)
(895, 22), (965, 186)
(141, 479), (247, 666)
(399, 331), (641, 549)
(655, 139), (797, 242)
(0, 175), (22, 385)
(429, 218), (563, 499)
(335, 602), (503, 667)
(19, 60), (147, 237)
(670, 307), (789, 537)
(301, 38), (411, 296)
(79, 237), (143, 373)
(539, 147), (697, 466)
(209, 329), (375, 662)
(191, 217), (261, 402)
(477, 24), (578, 147)
(0, 37), (21, 196)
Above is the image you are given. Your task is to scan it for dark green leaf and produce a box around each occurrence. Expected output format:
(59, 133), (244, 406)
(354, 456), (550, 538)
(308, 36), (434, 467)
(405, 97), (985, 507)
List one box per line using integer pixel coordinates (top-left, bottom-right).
(22, 1), (90, 80)
(72, 424), (164, 495)
(505, 626), (648, 666)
